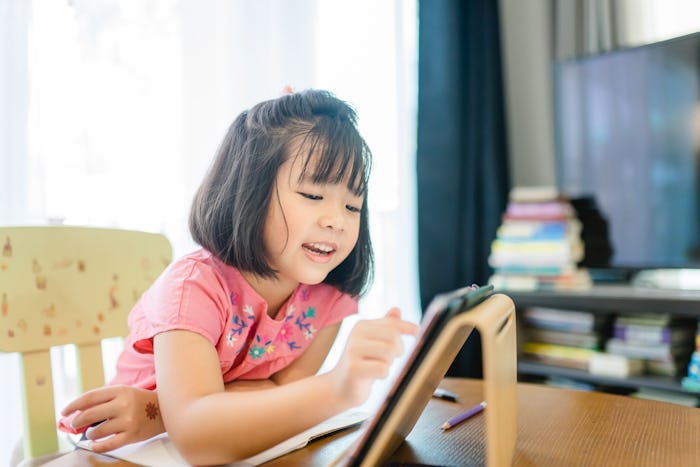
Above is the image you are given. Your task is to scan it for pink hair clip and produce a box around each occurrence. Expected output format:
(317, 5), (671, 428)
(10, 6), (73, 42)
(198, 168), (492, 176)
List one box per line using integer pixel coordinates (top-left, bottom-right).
(282, 85), (295, 95)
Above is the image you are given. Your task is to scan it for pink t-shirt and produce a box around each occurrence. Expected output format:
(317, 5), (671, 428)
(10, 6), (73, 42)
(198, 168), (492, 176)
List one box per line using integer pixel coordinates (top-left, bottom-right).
(110, 248), (358, 389)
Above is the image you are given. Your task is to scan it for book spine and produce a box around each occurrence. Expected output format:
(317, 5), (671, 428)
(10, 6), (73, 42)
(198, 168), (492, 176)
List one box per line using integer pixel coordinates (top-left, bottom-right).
(505, 201), (574, 218)
(522, 342), (597, 370)
(589, 353), (644, 378)
(605, 338), (690, 360)
(493, 265), (575, 277)
(497, 220), (571, 241)
(524, 307), (595, 325)
(502, 212), (571, 222)
(525, 327), (599, 349)
(613, 324), (671, 344)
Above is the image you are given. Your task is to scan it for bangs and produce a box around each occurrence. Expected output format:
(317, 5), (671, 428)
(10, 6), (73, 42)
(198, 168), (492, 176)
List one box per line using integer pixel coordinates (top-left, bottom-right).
(293, 120), (371, 196)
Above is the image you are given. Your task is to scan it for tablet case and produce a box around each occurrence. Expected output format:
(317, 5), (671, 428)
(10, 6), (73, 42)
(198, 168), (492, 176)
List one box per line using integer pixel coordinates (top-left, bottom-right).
(333, 285), (517, 467)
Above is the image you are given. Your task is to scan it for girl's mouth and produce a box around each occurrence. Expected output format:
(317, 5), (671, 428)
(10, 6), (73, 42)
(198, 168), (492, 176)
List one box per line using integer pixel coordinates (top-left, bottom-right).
(302, 242), (336, 256)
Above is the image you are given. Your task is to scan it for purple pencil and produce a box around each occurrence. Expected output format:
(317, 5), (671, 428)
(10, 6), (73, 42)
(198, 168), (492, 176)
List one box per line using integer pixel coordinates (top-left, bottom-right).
(440, 401), (486, 430)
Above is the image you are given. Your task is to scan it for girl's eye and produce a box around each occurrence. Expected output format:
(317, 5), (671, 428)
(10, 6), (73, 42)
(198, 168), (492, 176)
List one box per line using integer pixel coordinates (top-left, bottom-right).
(346, 205), (361, 213)
(300, 192), (322, 200)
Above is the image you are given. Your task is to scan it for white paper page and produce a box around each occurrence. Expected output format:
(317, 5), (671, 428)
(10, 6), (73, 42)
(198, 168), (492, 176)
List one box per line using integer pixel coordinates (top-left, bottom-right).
(75, 408), (370, 466)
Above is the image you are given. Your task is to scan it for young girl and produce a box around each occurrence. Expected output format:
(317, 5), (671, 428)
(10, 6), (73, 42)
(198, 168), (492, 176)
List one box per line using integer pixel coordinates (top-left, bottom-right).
(59, 89), (417, 464)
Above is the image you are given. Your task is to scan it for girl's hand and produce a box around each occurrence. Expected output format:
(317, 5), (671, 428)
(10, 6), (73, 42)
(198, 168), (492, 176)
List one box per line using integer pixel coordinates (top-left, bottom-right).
(331, 308), (418, 407)
(59, 385), (165, 452)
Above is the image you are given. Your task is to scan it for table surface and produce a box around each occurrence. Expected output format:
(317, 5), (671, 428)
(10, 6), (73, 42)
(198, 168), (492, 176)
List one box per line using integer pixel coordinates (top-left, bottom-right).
(42, 377), (700, 466)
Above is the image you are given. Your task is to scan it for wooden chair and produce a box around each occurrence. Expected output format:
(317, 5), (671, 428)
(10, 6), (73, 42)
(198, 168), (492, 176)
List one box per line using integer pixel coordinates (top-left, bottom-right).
(0, 226), (172, 466)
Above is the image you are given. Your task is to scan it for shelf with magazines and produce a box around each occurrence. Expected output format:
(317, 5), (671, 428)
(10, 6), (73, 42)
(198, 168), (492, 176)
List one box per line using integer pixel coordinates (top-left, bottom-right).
(518, 360), (690, 395)
(505, 286), (700, 404)
(508, 286), (700, 318)
(487, 187), (700, 404)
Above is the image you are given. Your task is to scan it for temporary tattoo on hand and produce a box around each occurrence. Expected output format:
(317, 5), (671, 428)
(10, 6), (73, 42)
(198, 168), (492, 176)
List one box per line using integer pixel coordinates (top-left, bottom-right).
(145, 402), (160, 420)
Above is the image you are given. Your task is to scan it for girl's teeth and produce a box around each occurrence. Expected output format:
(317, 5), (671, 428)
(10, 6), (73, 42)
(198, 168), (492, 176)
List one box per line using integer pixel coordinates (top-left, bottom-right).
(304, 243), (334, 254)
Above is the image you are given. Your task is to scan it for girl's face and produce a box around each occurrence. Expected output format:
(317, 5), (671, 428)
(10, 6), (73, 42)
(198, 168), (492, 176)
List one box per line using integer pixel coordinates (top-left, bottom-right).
(262, 150), (364, 290)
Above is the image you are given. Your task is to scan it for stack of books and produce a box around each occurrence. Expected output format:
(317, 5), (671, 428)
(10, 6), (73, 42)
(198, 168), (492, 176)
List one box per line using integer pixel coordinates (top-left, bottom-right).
(604, 314), (695, 377)
(520, 306), (604, 371)
(681, 318), (700, 393)
(488, 186), (592, 291)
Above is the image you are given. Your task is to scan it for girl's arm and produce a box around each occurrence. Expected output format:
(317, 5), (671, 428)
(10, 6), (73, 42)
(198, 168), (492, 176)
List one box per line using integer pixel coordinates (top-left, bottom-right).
(154, 309), (416, 465)
(58, 324), (340, 452)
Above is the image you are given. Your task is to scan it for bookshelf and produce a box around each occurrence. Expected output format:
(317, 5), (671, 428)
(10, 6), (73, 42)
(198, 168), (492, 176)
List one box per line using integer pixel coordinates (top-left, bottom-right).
(509, 285), (700, 317)
(518, 361), (690, 395)
(507, 285), (700, 396)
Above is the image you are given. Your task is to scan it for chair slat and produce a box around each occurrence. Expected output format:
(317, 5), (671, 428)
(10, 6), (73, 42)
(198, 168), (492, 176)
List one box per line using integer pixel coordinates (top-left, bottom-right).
(77, 342), (105, 393)
(20, 349), (58, 458)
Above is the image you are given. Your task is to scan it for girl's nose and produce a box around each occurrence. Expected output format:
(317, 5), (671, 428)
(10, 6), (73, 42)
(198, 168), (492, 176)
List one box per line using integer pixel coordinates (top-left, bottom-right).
(319, 205), (344, 231)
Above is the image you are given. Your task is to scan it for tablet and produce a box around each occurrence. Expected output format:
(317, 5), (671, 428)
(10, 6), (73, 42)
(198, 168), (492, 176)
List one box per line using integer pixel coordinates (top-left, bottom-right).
(332, 284), (517, 467)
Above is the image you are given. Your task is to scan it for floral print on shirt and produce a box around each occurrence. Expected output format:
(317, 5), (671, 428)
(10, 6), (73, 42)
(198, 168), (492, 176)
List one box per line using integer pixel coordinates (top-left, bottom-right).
(227, 287), (318, 360)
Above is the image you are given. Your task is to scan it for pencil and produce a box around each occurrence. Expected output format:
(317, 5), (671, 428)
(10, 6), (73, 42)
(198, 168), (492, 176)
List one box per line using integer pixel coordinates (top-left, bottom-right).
(440, 401), (486, 430)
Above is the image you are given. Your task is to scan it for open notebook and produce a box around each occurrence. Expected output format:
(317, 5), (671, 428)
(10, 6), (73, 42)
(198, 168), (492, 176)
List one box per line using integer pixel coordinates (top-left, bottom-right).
(73, 408), (370, 466)
(73, 285), (516, 466)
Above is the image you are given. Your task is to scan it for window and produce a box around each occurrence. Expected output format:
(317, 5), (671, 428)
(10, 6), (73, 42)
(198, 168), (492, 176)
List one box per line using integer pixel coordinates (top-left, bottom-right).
(0, 0), (418, 461)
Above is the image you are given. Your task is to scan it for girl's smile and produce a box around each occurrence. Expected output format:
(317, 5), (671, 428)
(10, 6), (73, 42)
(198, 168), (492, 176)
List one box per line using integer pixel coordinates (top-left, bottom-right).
(302, 241), (338, 263)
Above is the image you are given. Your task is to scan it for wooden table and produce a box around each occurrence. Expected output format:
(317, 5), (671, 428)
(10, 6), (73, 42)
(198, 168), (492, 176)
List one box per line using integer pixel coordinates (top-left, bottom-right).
(43, 377), (700, 466)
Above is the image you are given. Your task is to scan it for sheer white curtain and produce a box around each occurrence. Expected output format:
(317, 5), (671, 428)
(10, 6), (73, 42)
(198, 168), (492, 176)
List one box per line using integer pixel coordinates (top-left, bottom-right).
(0, 0), (418, 462)
(616, 0), (700, 46)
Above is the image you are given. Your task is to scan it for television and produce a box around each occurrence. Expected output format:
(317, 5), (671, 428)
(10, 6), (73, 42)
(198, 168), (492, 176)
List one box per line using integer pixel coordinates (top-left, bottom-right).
(553, 32), (700, 276)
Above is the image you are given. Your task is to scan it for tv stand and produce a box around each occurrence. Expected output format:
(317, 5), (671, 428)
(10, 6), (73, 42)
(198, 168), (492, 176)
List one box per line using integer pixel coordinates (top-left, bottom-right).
(507, 285), (700, 399)
(632, 268), (700, 291)
(509, 284), (700, 317)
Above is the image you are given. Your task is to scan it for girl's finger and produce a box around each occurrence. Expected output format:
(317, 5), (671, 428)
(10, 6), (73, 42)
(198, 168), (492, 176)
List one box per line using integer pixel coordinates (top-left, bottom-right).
(384, 307), (401, 319)
(61, 386), (119, 415)
(85, 418), (122, 442)
(383, 308), (419, 334)
(355, 319), (414, 341)
(393, 318), (419, 335)
(71, 404), (118, 431)
(349, 340), (397, 362)
(88, 432), (129, 453)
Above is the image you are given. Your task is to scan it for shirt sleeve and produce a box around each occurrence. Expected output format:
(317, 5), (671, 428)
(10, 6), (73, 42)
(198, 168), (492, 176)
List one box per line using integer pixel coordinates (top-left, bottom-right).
(128, 259), (229, 354)
(321, 288), (358, 328)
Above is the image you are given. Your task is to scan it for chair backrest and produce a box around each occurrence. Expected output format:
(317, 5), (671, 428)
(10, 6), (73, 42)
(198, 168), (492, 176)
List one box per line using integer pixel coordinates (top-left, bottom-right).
(0, 226), (172, 460)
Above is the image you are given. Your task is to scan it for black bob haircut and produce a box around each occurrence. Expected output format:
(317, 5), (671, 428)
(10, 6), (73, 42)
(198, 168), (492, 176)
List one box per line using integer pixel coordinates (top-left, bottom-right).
(189, 89), (374, 297)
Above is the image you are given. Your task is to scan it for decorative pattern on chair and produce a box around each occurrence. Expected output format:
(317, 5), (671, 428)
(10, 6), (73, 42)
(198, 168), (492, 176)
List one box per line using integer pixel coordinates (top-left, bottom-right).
(0, 228), (171, 351)
(0, 226), (172, 462)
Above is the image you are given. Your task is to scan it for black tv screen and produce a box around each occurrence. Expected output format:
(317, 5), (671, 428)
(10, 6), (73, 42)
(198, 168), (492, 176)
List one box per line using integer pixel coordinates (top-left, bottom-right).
(553, 32), (700, 271)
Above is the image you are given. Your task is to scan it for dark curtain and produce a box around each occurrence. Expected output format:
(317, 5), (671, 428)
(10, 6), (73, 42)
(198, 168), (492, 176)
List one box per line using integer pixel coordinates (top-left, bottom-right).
(417, 0), (510, 377)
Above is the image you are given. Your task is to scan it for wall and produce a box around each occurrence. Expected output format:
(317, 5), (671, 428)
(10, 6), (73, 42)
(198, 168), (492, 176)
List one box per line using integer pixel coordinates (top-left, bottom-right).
(499, 0), (556, 188)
